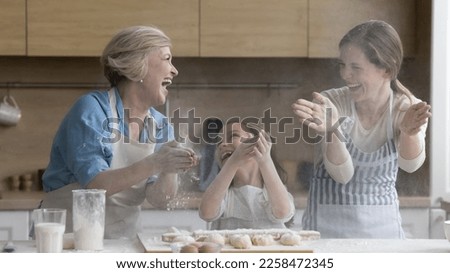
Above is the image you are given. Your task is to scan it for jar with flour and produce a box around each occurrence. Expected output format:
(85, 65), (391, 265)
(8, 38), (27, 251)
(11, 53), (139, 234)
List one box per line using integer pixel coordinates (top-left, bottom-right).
(72, 189), (106, 251)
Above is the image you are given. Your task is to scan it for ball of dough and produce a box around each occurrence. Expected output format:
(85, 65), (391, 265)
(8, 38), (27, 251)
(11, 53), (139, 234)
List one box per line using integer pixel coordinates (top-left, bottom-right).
(180, 244), (199, 253)
(229, 234), (252, 249)
(280, 233), (302, 246)
(198, 242), (222, 253)
(204, 233), (225, 245)
(172, 235), (196, 244)
(251, 234), (275, 246)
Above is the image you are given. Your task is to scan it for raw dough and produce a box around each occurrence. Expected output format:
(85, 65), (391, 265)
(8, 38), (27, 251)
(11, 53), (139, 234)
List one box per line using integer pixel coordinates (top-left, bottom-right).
(204, 233), (225, 245)
(229, 234), (252, 249)
(251, 234), (275, 246)
(172, 235), (196, 244)
(280, 233), (302, 246)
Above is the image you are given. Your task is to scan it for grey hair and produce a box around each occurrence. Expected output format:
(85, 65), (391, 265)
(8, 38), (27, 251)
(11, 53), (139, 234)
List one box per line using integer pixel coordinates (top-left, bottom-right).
(101, 26), (172, 86)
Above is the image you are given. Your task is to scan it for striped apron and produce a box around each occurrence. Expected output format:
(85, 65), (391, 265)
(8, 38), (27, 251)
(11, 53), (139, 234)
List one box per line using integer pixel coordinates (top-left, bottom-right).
(302, 94), (404, 238)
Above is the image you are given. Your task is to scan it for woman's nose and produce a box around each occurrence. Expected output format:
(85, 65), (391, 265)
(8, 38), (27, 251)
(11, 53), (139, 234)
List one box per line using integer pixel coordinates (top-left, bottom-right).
(171, 64), (178, 76)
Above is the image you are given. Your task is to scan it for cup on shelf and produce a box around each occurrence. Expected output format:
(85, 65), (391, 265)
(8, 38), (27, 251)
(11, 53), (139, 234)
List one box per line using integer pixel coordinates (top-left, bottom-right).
(32, 208), (66, 253)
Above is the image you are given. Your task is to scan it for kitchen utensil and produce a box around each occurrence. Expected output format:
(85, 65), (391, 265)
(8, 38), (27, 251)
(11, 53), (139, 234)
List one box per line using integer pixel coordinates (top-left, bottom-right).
(0, 93), (21, 126)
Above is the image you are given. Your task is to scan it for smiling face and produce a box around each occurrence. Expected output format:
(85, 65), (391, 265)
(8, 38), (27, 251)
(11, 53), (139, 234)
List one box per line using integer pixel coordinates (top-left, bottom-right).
(338, 43), (391, 102)
(215, 122), (254, 167)
(141, 46), (178, 106)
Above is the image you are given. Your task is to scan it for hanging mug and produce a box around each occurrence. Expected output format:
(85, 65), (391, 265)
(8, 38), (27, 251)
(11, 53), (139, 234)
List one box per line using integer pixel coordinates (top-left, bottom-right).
(0, 94), (21, 126)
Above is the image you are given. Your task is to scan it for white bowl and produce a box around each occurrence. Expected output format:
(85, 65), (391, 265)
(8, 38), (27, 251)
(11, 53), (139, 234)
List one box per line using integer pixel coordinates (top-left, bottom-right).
(444, 220), (450, 242)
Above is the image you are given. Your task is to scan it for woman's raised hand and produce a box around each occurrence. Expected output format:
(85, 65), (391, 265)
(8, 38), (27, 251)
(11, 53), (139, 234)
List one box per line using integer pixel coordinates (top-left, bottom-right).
(153, 140), (198, 173)
(400, 101), (432, 136)
(292, 92), (339, 135)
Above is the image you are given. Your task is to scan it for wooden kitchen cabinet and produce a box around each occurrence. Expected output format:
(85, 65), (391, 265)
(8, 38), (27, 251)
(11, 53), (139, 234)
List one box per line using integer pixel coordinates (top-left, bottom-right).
(309, 0), (416, 58)
(200, 0), (308, 57)
(27, 0), (199, 57)
(0, 0), (26, 55)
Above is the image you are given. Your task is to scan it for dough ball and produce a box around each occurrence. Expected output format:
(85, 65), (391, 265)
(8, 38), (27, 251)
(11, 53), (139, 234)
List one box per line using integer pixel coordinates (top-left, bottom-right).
(180, 244), (199, 253)
(172, 235), (196, 244)
(198, 242), (222, 253)
(204, 233), (225, 245)
(280, 233), (302, 246)
(229, 234), (252, 249)
(251, 234), (275, 246)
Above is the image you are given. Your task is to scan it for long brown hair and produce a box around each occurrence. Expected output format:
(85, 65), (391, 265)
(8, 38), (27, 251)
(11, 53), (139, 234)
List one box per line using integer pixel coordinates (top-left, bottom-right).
(339, 20), (413, 105)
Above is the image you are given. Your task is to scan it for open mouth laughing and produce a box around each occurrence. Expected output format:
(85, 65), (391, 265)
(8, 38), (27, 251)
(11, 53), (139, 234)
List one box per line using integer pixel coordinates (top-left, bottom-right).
(162, 78), (173, 87)
(221, 151), (232, 161)
(347, 83), (361, 91)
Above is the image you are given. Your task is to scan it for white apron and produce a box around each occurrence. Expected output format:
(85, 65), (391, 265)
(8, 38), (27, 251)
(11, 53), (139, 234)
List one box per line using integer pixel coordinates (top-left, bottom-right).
(302, 93), (405, 239)
(211, 185), (290, 230)
(41, 89), (155, 239)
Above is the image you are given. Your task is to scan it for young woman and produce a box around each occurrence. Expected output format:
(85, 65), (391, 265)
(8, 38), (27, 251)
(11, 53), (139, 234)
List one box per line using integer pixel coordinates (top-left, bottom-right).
(292, 20), (431, 238)
(199, 120), (295, 230)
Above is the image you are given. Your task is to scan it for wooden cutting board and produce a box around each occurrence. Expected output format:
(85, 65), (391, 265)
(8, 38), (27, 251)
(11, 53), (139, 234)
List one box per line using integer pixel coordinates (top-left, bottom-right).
(137, 232), (314, 253)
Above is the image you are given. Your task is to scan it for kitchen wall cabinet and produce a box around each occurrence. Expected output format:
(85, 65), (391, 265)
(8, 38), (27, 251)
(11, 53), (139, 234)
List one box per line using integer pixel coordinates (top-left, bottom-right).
(309, 0), (416, 58)
(4, 0), (418, 58)
(0, 211), (30, 241)
(27, 0), (199, 57)
(0, 0), (26, 55)
(200, 0), (308, 57)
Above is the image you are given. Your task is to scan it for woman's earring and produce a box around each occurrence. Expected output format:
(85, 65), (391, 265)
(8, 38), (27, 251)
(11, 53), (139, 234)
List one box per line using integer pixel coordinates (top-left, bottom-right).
(139, 79), (143, 83)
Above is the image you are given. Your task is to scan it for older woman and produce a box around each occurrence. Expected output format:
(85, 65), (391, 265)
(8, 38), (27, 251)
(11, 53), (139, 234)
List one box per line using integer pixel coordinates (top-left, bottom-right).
(41, 26), (197, 239)
(292, 20), (431, 238)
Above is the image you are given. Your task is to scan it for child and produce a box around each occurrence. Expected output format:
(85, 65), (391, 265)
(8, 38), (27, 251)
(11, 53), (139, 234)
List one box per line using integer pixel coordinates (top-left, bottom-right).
(199, 120), (295, 230)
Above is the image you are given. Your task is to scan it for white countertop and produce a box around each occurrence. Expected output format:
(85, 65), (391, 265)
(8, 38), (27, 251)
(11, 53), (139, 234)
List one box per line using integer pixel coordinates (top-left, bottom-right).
(2, 238), (449, 253)
(301, 239), (450, 253)
(1, 238), (145, 253)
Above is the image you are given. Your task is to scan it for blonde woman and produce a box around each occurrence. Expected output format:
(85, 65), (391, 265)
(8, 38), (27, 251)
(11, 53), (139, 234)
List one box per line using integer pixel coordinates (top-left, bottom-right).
(42, 26), (197, 239)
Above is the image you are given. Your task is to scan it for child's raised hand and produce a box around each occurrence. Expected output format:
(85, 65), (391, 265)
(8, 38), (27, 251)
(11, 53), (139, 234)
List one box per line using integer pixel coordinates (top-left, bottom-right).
(228, 137), (257, 164)
(253, 130), (272, 164)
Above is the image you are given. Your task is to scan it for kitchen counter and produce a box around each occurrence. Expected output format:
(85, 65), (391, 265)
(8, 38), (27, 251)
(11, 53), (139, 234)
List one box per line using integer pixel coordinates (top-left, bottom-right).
(0, 191), (432, 211)
(2, 238), (449, 253)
